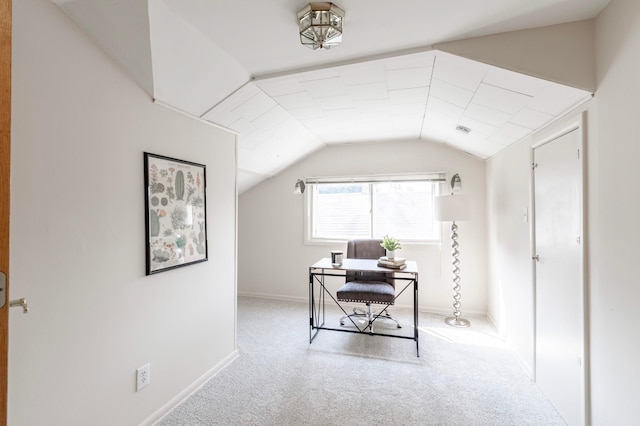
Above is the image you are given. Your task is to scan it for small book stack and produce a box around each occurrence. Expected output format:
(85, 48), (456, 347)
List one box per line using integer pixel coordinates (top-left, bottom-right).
(377, 256), (407, 269)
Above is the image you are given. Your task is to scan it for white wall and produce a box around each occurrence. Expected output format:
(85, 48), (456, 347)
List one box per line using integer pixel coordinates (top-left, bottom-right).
(487, 0), (640, 422)
(590, 0), (640, 423)
(9, 0), (237, 424)
(435, 19), (596, 91)
(487, 109), (587, 375)
(238, 139), (487, 315)
(486, 138), (535, 372)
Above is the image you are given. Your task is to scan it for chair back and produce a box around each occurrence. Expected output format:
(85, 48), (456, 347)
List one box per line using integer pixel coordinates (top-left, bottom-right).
(346, 239), (394, 285)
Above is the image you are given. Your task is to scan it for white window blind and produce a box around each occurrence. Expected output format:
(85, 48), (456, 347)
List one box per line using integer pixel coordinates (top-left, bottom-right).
(306, 173), (445, 242)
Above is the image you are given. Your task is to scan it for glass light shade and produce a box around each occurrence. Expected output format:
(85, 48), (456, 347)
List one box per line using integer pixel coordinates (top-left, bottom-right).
(293, 179), (306, 195)
(298, 3), (344, 50)
(434, 195), (471, 222)
(451, 173), (462, 191)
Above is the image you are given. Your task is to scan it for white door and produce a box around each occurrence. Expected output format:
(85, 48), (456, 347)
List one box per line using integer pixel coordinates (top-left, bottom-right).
(533, 127), (585, 425)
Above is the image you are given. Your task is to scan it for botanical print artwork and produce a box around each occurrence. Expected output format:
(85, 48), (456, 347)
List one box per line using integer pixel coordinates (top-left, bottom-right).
(144, 153), (207, 274)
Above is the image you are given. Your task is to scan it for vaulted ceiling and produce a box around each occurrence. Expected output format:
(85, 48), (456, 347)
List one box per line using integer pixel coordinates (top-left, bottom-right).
(53, 0), (610, 192)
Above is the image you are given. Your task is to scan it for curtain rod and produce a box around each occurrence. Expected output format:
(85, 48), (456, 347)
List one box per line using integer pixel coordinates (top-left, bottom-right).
(305, 172), (446, 185)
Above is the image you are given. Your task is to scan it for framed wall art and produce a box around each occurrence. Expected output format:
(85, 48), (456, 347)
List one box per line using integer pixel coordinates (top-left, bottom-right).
(144, 152), (208, 275)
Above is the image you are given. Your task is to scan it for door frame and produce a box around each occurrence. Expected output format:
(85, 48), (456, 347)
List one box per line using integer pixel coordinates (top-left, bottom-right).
(0, 0), (11, 424)
(529, 112), (590, 425)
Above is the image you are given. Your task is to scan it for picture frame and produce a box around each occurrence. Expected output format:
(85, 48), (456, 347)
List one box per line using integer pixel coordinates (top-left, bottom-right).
(144, 152), (208, 275)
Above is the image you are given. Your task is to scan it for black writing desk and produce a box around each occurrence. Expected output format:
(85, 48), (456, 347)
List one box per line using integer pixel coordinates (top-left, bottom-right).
(308, 258), (419, 356)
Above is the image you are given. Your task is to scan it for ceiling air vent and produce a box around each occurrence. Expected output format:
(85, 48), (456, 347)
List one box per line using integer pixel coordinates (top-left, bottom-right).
(456, 125), (471, 134)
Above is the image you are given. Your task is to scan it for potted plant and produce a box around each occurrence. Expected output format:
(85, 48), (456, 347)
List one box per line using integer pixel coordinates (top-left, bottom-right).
(380, 235), (402, 259)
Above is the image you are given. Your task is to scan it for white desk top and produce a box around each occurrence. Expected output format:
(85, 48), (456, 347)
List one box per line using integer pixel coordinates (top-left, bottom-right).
(310, 257), (418, 274)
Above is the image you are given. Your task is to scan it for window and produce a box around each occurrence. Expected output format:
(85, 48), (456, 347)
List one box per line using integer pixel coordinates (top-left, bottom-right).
(306, 174), (444, 242)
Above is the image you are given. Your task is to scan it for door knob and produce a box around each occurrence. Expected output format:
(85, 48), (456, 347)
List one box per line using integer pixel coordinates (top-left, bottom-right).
(9, 298), (29, 314)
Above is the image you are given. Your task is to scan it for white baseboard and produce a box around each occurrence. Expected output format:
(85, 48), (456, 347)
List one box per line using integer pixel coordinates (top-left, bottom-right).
(141, 349), (240, 426)
(485, 312), (533, 380)
(238, 290), (307, 304)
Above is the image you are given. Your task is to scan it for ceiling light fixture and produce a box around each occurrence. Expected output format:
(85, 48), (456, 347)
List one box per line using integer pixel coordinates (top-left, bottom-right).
(297, 2), (345, 50)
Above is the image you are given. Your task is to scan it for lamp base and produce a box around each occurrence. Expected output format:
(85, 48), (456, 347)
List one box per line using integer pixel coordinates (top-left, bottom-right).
(445, 316), (470, 328)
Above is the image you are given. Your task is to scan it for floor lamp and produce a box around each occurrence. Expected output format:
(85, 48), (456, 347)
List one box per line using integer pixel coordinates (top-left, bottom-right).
(435, 178), (471, 328)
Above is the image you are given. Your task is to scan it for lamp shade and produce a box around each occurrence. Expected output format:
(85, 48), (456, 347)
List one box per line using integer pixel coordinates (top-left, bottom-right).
(434, 195), (471, 222)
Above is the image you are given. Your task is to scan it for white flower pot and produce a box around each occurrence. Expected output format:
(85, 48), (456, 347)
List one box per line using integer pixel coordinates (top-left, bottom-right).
(386, 249), (396, 259)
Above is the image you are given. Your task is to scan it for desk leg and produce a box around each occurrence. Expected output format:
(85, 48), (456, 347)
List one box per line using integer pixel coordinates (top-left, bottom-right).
(309, 272), (314, 344)
(414, 275), (419, 357)
(309, 272), (313, 344)
(309, 272), (325, 344)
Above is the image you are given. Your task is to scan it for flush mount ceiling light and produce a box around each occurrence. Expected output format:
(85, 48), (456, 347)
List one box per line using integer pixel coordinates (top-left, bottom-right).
(297, 2), (345, 50)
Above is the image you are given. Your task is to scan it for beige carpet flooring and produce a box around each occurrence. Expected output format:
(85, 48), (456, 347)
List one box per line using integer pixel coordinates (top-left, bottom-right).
(158, 296), (565, 425)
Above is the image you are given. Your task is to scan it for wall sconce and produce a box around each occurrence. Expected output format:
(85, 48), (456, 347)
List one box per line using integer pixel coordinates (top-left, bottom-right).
(450, 173), (462, 193)
(293, 179), (306, 195)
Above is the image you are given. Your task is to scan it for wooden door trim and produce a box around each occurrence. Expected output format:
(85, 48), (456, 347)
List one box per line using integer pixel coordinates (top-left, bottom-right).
(0, 0), (11, 424)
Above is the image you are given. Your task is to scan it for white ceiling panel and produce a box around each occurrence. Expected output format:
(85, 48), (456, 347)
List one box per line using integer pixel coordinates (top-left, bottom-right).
(223, 116), (258, 134)
(385, 67), (433, 91)
(270, 119), (321, 143)
(300, 76), (346, 98)
(450, 129), (491, 148)
(486, 132), (515, 148)
(354, 97), (390, 110)
(389, 87), (429, 104)
(346, 82), (389, 102)
(239, 134), (323, 176)
(391, 103), (427, 116)
(475, 138), (515, 157)
(201, 84), (260, 126)
(483, 67), (548, 96)
(272, 91), (316, 110)
(457, 116), (500, 137)
(203, 87), (276, 129)
(211, 83), (260, 114)
(447, 137), (492, 159)
(527, 83), (590, 115)
(251, 105), (290, 130)
(464, 103), (512, 127)
(472, 83), (532, 115)
(286, 106), (325, 120)
(238, 130), (278, 151)
(510, 107), (554, 129)
(500, 123), (533, 139)
(314, 94), (354, 110)
(254, 78), (305, 97)
(421, 113), (457, 138)
(339, 63), (387, 85)
(433, 54), (488, 92)
(384, 52), (437, 71)
(426, 96), (465, 121)
(209, 50), (591, 189)
(430, 79), (475, 108)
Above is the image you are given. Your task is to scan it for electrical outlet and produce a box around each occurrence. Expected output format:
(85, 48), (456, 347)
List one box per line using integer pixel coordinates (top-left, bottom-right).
(136, 363), (150, 391)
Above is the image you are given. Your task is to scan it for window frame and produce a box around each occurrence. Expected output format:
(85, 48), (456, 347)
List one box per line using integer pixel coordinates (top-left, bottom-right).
(303, 173), (446, 245)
